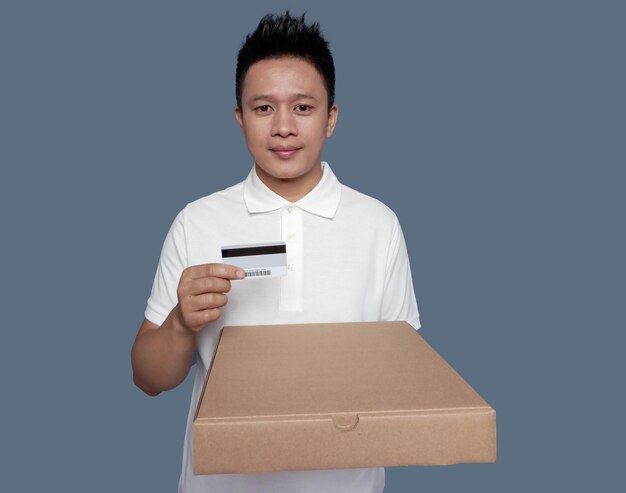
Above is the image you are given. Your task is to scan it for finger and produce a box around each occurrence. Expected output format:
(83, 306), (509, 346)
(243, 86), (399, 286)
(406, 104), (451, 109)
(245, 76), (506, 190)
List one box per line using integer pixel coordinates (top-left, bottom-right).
(186, 308), (222, 328)
(185, 292), (228, 313)
(186, 263), (245, 281)
(186, 277), (232, 296)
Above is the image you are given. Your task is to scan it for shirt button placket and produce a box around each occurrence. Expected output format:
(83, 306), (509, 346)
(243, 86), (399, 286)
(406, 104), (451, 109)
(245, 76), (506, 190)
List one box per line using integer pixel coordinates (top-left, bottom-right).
(280, 204), (303, 312)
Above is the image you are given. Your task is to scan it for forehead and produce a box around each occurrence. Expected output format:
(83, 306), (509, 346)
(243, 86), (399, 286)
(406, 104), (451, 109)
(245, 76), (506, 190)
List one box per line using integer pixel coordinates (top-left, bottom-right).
(241, 56), (328, 102)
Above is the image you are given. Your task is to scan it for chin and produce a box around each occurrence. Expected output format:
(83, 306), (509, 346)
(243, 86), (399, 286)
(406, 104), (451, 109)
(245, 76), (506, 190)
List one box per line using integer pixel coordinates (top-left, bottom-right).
(260, 164), (310, 181)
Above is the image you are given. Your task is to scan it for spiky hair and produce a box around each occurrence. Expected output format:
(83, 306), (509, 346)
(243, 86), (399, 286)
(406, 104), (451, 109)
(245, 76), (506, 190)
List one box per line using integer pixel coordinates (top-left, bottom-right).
(236, 11), (335, 110)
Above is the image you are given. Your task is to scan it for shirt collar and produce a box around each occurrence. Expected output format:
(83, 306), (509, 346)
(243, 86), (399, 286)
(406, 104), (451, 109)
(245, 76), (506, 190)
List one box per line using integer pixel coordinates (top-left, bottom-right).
(243, 161), (341, 219)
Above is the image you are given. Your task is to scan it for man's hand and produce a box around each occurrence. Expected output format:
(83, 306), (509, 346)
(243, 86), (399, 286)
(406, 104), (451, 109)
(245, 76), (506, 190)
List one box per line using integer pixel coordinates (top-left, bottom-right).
(131, 263), (244, 395)
(174, 263), (245, 335)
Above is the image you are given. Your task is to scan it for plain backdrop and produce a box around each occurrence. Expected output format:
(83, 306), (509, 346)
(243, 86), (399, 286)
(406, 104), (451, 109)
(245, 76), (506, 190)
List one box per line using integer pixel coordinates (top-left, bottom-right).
(1, 1), (624, 491)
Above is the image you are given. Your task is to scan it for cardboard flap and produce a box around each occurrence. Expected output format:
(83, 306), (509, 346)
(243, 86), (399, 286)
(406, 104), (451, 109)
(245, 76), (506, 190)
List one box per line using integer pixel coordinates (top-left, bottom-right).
(331, 413), (360, 431)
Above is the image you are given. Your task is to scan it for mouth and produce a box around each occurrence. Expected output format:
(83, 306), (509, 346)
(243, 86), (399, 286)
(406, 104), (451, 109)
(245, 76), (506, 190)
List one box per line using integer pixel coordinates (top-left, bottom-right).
(270, 146), (301, 158)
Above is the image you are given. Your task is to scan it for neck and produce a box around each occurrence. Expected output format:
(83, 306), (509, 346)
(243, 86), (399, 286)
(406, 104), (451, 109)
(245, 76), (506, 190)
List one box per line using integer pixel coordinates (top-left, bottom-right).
(255, 163), (323, 202)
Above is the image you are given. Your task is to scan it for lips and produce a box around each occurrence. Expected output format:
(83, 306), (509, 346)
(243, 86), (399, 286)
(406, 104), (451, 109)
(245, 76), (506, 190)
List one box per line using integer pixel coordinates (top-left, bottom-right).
(270, 146), (301, 158)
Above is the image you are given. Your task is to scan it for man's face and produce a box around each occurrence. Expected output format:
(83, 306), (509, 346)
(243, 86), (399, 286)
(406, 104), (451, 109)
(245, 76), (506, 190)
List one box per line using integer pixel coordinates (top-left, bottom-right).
(235, 56), (338, 201)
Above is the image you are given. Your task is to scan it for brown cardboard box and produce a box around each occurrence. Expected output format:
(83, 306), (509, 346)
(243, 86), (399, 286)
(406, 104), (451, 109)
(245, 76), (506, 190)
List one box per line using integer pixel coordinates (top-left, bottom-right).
(193, 321), (496, 474)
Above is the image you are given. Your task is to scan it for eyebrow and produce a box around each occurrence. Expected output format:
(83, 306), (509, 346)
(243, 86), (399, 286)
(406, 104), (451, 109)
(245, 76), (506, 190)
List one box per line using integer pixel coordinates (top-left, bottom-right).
(250, 93), (317, 103)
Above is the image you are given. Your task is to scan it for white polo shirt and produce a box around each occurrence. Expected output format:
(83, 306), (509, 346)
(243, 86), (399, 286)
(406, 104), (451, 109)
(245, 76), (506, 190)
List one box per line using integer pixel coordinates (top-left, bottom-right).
(145, 162), (420, 493)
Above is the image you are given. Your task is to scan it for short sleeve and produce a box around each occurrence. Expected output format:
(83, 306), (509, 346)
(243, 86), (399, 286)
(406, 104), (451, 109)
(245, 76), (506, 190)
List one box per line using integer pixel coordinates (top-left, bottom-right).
(144, 209), (188, 326)
(381, 215), (421, 330)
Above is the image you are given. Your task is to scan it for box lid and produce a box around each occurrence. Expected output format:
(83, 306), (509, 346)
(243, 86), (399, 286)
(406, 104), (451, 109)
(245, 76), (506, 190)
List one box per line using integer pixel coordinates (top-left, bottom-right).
(197, 321), (490, 421)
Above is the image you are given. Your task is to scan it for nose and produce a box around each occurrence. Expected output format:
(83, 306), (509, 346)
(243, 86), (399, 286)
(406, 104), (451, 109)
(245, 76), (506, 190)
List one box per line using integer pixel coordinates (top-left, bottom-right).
(271, 108), (297, 137)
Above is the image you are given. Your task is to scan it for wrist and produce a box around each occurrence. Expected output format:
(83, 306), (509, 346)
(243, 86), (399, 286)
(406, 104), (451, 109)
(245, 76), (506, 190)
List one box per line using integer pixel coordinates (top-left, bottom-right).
(168, 305), (197, 345)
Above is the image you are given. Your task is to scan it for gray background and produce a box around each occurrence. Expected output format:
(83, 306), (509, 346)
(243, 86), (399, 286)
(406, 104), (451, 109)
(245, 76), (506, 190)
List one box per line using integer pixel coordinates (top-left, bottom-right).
(1, 0), (624, 491)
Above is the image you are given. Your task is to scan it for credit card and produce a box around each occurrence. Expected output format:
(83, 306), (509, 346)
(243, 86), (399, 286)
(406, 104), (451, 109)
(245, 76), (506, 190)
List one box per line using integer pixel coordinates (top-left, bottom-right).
(221, 242), (287, 279)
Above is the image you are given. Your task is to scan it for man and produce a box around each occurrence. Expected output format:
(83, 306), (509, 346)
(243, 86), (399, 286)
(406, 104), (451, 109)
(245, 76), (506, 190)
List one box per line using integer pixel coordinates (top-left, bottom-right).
(132, 11), (420, 493)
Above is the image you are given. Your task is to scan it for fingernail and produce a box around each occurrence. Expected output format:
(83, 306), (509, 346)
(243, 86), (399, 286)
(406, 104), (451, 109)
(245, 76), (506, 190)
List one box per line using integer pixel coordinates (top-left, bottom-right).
(236, 270), (245, 279)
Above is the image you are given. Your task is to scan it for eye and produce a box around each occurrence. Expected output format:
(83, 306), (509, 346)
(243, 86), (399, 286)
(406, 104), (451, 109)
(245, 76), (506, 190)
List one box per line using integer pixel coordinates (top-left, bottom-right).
(295, 104), (313, 113)
(254, 105), (272, 113)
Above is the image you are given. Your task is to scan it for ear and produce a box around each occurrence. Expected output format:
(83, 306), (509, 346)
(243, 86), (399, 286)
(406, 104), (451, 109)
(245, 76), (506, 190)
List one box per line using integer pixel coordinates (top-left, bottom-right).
(326, 104), (339, 137)
(234, 106), (244, 131)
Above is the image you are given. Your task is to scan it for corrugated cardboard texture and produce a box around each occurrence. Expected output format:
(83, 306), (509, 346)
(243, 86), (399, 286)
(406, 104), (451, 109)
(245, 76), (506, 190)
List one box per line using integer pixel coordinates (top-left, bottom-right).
(193, 321), (496, 474)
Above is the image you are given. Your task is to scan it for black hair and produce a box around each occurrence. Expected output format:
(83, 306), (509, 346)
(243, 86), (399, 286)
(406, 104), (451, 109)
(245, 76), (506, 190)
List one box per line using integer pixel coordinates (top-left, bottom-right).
(236, 11), (335, 110)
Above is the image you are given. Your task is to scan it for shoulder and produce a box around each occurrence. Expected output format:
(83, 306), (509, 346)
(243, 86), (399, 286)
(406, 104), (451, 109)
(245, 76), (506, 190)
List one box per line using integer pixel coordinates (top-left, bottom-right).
(338, 183), (399, 226)
(181, 181), (245, 219)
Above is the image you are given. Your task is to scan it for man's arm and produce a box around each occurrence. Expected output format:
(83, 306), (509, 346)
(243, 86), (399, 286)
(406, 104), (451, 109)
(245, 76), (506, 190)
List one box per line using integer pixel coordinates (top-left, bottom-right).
(131, 263), (244, 396)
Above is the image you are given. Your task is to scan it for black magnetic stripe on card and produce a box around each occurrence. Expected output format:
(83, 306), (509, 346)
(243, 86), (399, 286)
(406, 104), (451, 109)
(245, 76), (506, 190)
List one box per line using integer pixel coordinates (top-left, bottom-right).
(221, 244), (287, 258)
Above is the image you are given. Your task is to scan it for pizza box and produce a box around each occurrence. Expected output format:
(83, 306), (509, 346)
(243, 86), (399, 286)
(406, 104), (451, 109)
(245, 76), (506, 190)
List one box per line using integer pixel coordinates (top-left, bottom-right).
(193, 321), (496, 474)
